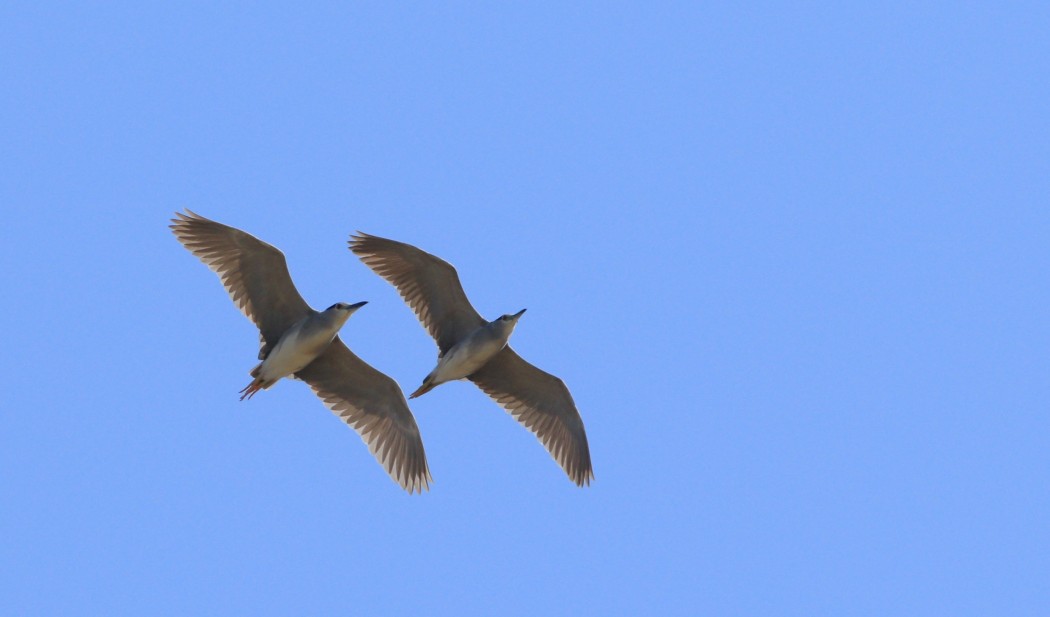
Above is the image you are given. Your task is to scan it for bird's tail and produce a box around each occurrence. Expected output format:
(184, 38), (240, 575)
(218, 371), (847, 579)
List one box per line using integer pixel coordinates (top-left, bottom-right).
(240, 365), (269, 401)
(409, 377), (437, 399)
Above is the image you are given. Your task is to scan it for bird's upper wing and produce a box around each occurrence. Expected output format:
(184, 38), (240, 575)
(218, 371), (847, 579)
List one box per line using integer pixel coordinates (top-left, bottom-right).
(469, 347), (593, 486)
(296, 337), (431, 493)
(349, 232), (486, 354)
(170, 210), (312, 345)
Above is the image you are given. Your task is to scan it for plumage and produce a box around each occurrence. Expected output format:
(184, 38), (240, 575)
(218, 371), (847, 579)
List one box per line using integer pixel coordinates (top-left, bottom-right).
(349, 232), (593, 487)
(171, 211), (431, 493)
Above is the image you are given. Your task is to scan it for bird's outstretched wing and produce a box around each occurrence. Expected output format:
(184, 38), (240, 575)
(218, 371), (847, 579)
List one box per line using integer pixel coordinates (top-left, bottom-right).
(469, 347), (593, 487)
(171, 210), (312, 346)
(349, 232), (485, 354)
(296, 337), (432, 493)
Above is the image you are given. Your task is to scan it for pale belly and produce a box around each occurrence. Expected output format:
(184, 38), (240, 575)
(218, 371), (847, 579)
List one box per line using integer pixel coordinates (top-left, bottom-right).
(431, 336), (505, 383)
(258, 327), (334, 382)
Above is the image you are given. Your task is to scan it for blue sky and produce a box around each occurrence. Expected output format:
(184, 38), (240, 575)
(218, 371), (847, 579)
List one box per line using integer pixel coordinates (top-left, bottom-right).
(2, 3), (1048, 615)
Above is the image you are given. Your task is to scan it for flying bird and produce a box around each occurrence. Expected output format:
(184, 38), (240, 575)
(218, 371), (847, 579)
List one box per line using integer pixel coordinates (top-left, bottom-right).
(349, 232), (593, 487)
(170, 211), (431, 493)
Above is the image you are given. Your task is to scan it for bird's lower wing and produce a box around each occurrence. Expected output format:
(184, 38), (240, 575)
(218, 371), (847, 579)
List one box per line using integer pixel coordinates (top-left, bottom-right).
(296, 338), (431, 493)
(469, 347), (594, 486)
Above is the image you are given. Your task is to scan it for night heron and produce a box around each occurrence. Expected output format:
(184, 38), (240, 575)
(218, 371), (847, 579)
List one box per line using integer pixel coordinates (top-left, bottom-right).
(171, 211), (431, 493)
(349, 232), (593, 487)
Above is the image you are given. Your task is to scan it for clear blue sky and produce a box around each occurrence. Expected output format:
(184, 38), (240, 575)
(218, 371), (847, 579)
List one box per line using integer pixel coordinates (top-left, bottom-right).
(2, 3), (1048, 615)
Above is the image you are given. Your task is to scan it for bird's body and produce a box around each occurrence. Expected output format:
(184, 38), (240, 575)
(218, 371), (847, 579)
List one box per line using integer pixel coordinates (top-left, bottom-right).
(350, 232), (593, 486)
(171, 211), (431, 493)
(241, 302), (363, 400)
(411, 311), (525, 398)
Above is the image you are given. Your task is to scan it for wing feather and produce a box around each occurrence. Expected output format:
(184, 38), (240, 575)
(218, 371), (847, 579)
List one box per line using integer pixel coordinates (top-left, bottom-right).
(469, 347), (593, 487)
(349, 233), (485, 353)
(170, 210), (312, 346)
(296, 338), (432, 493)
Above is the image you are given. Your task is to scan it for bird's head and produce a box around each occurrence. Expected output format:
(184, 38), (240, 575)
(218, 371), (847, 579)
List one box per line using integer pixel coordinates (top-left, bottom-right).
(492, 308), (526, 335)
(326, 301), (368, 321)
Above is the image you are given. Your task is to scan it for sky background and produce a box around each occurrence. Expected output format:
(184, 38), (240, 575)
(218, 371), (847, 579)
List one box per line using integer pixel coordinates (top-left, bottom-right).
(2, 3), (1048, 615)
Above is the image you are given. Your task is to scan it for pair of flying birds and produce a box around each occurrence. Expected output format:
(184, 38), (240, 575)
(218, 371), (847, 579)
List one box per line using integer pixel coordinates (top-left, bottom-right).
(171, 210), (592, 493)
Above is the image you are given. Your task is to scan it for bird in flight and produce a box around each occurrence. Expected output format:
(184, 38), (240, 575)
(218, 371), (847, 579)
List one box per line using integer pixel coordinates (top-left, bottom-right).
(171, 211), (431, 493)
(349, 232), (593, 487)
